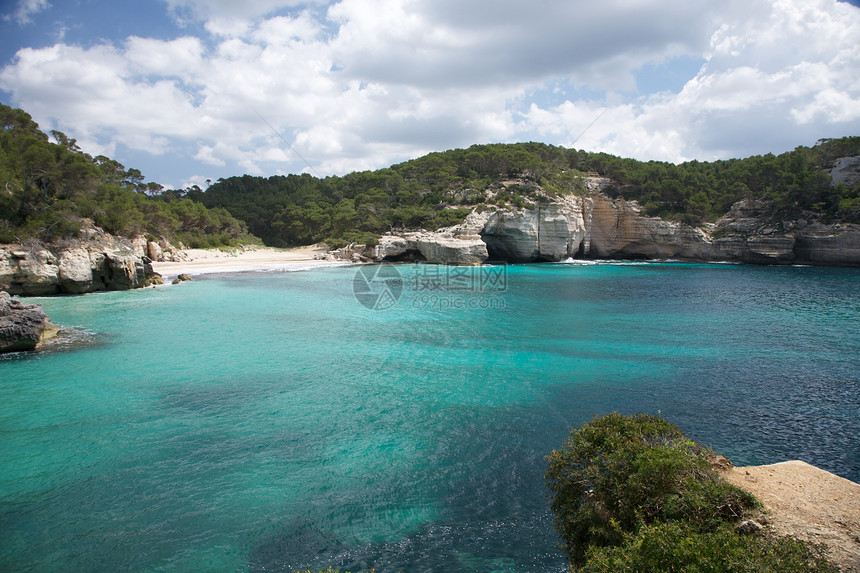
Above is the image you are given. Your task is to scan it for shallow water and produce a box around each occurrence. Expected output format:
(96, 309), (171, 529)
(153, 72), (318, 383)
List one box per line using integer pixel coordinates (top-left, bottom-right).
(2, 262), (858, 572)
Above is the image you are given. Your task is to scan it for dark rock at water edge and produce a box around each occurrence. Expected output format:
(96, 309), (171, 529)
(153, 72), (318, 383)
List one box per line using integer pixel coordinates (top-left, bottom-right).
(0, 291), (60, 353)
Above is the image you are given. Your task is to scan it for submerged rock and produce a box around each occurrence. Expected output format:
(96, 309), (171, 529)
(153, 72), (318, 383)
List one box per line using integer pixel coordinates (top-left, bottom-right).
(0, 291), (60, 353)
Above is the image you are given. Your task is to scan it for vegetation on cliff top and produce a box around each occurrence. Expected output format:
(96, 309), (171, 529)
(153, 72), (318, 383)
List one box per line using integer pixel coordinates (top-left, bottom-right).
(2, 102), (857, 248)
(193, 137), (859, 247)
(0, 103), (255, 247)
(546, 413), (837, 572)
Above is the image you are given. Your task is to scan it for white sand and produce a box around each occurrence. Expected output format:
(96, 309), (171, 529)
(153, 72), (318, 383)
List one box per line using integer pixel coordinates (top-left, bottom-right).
(151, 245), (350, 279)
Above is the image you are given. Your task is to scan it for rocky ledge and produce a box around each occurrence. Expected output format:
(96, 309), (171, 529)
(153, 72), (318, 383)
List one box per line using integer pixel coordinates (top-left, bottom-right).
(0, 291), (60, 353)
(0, 222), (164, 296)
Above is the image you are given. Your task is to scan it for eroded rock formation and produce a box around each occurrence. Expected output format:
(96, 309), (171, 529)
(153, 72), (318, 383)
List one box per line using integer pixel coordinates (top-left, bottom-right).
(0, 222), (162, 295)
(0, 291), (59, 353)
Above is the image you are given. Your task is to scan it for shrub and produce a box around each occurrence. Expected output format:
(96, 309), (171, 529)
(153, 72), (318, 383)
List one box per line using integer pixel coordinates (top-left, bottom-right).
(545, 413), (760, 567)
(581, 521), (837, 573)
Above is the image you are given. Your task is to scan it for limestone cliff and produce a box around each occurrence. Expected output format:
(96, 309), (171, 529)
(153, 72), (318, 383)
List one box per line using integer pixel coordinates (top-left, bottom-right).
(481, 194), (588, 262)
(339, 176), (860, 266)
(0, 222), (162, 295)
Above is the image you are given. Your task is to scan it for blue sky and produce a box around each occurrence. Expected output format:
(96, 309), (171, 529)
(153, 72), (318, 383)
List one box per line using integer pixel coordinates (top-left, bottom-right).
(1, 0), (859, 189)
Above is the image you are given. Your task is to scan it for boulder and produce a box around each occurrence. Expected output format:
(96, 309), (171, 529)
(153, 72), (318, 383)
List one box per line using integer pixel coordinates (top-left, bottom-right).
(147, 241), (163, 261)
(413, 235), (488, 264)
(144, 273), (164, 287)
(0, 291), (60, 353)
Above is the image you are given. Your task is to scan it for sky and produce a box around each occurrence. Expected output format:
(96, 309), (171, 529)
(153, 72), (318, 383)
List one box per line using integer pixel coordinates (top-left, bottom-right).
(1, 0), (859, 190)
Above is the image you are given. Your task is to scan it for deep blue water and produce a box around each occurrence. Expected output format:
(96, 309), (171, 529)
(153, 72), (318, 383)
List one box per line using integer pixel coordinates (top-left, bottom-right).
(1, 262), (858, 572)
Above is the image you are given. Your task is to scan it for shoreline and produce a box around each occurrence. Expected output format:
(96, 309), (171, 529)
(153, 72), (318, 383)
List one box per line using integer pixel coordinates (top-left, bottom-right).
(150, 245), (350, 279)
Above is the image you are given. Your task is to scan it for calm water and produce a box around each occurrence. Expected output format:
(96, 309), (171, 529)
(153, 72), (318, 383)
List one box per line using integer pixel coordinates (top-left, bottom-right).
(2, 262), (858, 572)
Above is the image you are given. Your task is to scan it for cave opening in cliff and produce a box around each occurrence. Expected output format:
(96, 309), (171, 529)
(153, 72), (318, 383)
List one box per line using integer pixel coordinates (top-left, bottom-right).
(382, 249), (427, 263)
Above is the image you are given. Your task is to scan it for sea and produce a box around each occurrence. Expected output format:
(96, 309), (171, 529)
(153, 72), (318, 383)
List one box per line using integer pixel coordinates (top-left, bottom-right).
(1, 261), (858, 572)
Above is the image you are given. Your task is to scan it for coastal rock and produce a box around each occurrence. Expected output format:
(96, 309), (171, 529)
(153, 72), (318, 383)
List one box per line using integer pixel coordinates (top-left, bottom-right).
(482, 195), (588, 262)
(0, 291), (60, 353)
(372, 235), (411, 260)
(413, 234), (488, 264)
(144, 273), (164, 287)
(103, 251), (147, 290)
(323, 176), (860, 266)
(1, 224), (158, 295)
(58, 247), (95, 294)
(0, 247), (60, 296)
(794, 223), (860, 265)
(131, 235), (148, 258)
(585, 194), (713, 259)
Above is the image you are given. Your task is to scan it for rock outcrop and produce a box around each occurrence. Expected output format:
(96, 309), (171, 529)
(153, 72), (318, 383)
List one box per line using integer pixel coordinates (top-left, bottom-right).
(830, 156), (860, 188)
(327, 210), (493, 264)
(482, 194), (588, 261)
(585, 194), (715, 260)
(0, 222), (161, 295)
(0, 291), (59, 353)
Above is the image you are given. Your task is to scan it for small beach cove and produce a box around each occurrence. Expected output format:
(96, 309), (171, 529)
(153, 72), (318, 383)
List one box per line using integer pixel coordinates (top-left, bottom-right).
(150, 244), (349, 281)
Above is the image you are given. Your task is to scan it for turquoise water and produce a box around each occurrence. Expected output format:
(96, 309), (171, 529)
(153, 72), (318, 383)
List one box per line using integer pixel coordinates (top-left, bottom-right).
(1, 262), (858, 572)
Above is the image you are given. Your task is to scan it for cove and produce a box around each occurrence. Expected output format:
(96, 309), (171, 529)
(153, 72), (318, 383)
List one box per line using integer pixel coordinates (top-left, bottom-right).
(1, 262), (858, 572)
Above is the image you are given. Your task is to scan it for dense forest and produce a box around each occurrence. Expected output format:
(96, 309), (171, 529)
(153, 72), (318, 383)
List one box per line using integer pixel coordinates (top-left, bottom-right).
(0, 103), (253, 247)
(194, 138), (860, 247)
(2, 102), (858, 249)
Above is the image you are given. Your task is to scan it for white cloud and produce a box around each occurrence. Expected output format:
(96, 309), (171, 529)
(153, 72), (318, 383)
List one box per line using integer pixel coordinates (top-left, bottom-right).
(3, 0), (50, 25)
(521, 0), (860, 161)
(1, 0), (858, 183)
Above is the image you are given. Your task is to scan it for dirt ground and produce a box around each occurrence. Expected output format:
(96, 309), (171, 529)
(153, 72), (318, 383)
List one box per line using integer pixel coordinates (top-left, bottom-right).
(721, 460), (860, 572)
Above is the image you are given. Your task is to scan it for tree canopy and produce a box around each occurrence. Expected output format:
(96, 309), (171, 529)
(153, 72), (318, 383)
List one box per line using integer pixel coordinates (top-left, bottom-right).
(0, 103), (254, 247)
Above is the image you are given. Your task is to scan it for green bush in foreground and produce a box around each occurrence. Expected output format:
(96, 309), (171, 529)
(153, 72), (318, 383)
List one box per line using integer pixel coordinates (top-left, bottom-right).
(582, 521), (836, 572)
(545, 413), (836, 571)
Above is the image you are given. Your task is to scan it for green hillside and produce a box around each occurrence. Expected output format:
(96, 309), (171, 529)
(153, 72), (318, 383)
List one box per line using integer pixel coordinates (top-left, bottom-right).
(0, 103), (254, 247)
(2, 101), (857, 249)
(193, 138), (860, 248)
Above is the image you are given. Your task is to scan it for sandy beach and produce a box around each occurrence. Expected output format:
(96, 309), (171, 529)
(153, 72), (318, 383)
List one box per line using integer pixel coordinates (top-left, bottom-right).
(150, 244), (349, 279)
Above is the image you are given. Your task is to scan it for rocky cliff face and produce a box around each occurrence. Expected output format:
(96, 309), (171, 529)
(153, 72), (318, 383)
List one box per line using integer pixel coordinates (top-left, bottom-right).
(332, 175), (860, 266)
(481, 194), (588, 262)
(0, 291), (59, 353)
(0, 223), (162, 295)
